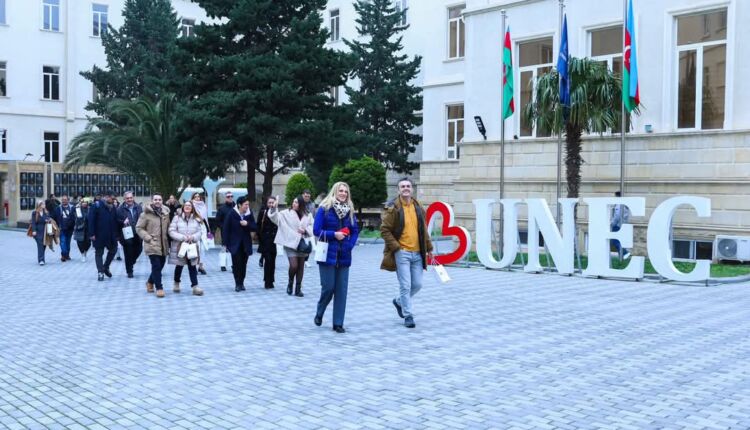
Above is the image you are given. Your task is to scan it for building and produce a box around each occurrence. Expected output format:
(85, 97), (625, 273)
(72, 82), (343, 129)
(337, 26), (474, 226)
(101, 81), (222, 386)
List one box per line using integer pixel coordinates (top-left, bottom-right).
(324, 0), (749, 259)
(0, 0), (207, 224)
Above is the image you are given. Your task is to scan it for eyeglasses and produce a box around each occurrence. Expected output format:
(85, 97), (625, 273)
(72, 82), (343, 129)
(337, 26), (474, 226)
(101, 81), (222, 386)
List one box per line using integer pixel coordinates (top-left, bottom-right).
(226, 195), (233, 198)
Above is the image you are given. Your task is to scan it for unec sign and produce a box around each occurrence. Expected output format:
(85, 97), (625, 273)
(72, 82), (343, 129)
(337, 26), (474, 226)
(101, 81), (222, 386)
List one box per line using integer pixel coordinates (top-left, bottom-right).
(425, 196), (712, 282)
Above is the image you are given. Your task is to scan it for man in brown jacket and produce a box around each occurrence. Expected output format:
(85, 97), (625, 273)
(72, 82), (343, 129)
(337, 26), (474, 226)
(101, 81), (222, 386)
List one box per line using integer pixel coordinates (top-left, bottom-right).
(381, 177), (433, 328)
(136, 193), (171, 298)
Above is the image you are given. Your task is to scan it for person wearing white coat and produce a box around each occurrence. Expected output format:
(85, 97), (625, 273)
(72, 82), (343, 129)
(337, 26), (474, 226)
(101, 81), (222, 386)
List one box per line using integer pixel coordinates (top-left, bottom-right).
(268, 195), (314, 297)
(168, 200), (205, 296)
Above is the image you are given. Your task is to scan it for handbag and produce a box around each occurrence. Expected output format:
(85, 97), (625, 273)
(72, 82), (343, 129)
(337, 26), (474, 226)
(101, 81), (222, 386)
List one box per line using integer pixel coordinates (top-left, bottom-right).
(218, 250), (232, 268)
(26, 224), (33, 237)
(46, 223), (54, 236)
(429, 256), (451, 284)
(186, 243), (199, 260)
(314, 232), (328, 263)
(178, 241), (190, 258)
(121, 225), (134, 241)
(296, 237), (312, 254)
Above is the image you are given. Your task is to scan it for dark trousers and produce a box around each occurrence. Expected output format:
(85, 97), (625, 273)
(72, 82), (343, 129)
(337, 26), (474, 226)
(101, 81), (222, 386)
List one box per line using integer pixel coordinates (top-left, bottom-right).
(148, 255), (167, 290)
(95, 242), (117, 273)
(122, 240), (143, 274)
(262, 247), (277, 285)
(231, 248), (249, 287)
(174, 264), (198, 286)
(35, 236), (46, 263)
(317, 265), (350, 327)
(60, 230), (73, 257)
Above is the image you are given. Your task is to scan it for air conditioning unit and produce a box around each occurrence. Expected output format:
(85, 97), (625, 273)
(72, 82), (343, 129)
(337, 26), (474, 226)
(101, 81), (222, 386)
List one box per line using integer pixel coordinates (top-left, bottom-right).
(714, 235), (750, 262)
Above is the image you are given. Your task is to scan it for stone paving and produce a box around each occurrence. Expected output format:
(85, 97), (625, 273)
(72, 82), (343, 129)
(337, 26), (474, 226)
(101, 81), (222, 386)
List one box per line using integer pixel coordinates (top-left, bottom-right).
(1, 228), (750, 429)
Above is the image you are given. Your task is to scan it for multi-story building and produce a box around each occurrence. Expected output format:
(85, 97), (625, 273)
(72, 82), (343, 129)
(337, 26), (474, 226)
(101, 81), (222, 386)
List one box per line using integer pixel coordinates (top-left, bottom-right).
(0, 0), (206, 224)
(325, 0), (749, 259)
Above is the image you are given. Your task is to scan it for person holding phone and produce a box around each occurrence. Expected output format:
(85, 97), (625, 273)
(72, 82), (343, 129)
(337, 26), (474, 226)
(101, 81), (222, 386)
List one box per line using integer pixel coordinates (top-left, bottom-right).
(268, 195), (313, 297)
(222, 196), (257, 292)
(312, 182), (359, 333)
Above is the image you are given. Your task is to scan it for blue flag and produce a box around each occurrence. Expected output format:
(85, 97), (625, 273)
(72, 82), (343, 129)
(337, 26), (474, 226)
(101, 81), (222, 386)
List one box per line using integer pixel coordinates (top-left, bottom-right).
(557, 15), (570, 109)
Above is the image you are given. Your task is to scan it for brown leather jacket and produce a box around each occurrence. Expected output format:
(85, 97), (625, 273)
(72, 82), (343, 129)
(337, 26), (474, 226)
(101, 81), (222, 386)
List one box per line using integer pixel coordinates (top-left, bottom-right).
(380, 197), (433, 271)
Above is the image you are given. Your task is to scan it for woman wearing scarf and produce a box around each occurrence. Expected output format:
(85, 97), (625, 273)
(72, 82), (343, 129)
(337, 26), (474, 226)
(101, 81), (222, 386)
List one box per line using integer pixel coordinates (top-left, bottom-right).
(30, 201), (52, 265)
(168, 200), (205, 296)
(222, 196), (257, 292)
(190, 192), (210, 274)
(312, 182), (359, 333)
(268, 195), (314, 297)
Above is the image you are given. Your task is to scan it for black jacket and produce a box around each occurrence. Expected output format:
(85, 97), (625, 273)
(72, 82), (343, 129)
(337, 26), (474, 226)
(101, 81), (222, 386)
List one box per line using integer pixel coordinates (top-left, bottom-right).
(216, 201), (236, 230)
(256, 207), (278, 253)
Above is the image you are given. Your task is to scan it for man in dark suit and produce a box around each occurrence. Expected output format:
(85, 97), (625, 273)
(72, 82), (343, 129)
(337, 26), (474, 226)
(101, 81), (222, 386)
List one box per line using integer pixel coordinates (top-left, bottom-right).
(88, 194), (118, 281)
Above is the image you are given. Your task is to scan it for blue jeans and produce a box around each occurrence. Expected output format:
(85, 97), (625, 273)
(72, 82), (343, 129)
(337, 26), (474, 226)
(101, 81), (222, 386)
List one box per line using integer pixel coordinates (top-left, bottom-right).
(60, 230), (73, 257)
(611, 224), (626, 255)
(394, 250), (423, 318)
(35, 235), (46, 263)
(317, 265), (349, 327)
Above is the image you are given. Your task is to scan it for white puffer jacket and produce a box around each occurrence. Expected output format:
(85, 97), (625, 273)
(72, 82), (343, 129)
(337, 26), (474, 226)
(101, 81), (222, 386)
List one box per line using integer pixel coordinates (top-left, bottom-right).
(268, 208), (313, 250)
(168, 212), (206, 266)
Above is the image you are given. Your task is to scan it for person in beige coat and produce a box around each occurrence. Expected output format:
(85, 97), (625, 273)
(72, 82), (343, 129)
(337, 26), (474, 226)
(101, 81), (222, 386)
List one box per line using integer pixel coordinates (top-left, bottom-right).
(136, 193), (171, 298)
(168, 201), (206, 296)
(269, 195), (314, 297)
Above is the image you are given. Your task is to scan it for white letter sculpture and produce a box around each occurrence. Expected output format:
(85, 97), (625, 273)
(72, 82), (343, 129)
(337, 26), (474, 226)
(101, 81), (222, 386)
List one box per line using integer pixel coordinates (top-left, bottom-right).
(472, 199), (522, 269)
(647, 196), (711, 282)
(582, 197), (645, 279)
(524, 198), (578, 274)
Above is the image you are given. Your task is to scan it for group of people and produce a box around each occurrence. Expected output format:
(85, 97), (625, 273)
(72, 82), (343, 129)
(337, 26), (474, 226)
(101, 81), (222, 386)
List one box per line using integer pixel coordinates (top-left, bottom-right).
(29, 178), (435, 332)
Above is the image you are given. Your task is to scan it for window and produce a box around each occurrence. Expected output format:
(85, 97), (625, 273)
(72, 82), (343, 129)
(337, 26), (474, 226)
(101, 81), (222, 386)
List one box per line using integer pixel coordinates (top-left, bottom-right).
(672, 239), (713, 260)
(677, 9), (727, 130)
(43, 66), (60, 100)
(0, 0), (6, 25)
(44, 132), (59, 162)
(329, 86), (339, 106)
(519, 38), (554, 137)
(590, 27), (629, 133)
(329, 10), (340, 42)
(447, 5), (465, 59)
(446, 104), (464, 160)
(1, 129), (6, 153)
(394, 0), (407, 26)
(0, 61), (6, 96)
(42, 0), (60, 31)
(180, 18), (195, 38)
(92, 4), (108, 37)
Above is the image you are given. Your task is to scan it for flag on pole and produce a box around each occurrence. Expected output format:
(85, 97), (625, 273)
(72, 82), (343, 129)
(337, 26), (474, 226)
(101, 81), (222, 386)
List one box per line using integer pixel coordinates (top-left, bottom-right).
(557, 14), (570, 108)
(502, 27), (514, 120)
(623, 0), (640, 111)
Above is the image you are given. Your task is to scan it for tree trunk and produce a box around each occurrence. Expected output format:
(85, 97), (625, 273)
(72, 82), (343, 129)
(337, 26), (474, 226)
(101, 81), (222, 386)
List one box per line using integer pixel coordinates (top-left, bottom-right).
(262, 145), (274, 200)
(565, 124), (583, 198)
(246, 150), (258, 202)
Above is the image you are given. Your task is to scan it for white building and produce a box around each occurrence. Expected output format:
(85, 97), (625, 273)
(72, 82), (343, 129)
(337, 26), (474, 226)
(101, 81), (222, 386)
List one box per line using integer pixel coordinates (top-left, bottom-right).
(323, 0), (750, 258)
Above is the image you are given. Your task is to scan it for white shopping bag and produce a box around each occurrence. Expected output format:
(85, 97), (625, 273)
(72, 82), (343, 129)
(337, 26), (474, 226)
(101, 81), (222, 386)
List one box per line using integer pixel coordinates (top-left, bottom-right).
(121, 226), (134, 240)
(201, 236), (215, 251)
(314, 240), (328, 263)
(429, 257), (451, 283)
(46, 223), (54, 236)
(186, 243), (199, 260)
(178, 242), (190, 258)
(219, 250), (232, 268)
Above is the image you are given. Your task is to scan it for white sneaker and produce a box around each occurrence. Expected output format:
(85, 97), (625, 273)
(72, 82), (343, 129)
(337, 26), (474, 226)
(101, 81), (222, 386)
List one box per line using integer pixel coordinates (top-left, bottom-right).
(39, 261), (45, 266)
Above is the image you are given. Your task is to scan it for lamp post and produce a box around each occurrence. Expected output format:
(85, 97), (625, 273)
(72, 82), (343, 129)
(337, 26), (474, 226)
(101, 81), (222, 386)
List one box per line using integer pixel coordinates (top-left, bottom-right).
(474, 116), (487, 140)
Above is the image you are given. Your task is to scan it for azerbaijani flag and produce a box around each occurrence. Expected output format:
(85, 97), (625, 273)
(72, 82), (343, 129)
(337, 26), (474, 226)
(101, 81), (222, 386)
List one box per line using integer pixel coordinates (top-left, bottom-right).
(502, 27), (514, 120)
(623, 0), (640, 111)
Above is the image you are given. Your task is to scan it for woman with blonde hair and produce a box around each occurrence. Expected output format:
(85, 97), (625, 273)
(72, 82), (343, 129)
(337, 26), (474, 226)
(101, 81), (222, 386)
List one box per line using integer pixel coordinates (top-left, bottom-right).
(168, 200), (206, 296)
(190, 192), (210, 274)
(312, 182), (359, 333)
(30, 200), (52, 265)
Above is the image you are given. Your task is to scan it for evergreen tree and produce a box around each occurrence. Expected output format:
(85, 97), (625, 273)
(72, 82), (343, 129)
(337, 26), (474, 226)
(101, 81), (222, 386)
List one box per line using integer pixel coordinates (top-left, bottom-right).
(176, 0), (352, 201)
(81, 0), (180, 116)
(328, 156), (387, 215)
(345, 0), (423, 173)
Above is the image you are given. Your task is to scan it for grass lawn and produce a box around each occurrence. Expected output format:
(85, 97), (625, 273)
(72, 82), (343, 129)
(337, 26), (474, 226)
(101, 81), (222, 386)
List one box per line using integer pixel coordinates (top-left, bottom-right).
(464, 251), (750, 278)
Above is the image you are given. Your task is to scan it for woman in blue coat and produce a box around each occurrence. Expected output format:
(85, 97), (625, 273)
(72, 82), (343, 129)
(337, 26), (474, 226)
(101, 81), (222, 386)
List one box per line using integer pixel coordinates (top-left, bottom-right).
(222, 196), (257, 292)
(313, 182), (359, 333)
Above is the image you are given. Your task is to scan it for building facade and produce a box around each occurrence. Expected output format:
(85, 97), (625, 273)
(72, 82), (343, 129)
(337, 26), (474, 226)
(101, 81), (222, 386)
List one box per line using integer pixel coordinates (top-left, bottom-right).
(325, 0), (749, 259)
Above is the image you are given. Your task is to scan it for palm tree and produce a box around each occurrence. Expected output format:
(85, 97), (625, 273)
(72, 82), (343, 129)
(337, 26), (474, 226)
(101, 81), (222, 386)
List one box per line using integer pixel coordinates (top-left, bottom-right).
(523, 57), (639, 198)
(65, 94), (187, 198)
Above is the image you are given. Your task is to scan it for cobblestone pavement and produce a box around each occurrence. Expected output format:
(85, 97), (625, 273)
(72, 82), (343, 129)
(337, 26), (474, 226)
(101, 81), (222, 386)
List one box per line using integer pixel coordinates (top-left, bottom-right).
(1, 229), (750, 429)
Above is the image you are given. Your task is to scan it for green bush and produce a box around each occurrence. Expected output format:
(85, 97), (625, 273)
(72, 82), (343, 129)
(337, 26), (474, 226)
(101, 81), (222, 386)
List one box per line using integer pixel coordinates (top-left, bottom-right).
(285, 173), (314, 206)
(328, 156), (387, 213)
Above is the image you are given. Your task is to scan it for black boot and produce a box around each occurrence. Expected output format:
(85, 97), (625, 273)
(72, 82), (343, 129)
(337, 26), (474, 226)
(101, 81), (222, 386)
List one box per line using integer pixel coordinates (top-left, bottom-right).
(287, 282), (293, 295)
(294, 284), (304, 297)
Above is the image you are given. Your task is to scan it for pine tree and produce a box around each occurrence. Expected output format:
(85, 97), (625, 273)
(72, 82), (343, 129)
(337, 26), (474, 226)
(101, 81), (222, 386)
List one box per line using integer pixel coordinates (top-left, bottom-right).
(81, 0), (180, 116)
(345, 0), (423, 173)
(176, 0), (352, 201)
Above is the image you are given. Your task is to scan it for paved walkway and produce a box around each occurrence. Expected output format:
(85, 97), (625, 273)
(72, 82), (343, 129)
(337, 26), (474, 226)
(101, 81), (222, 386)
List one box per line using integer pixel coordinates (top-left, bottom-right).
(1, 229), (750, 429)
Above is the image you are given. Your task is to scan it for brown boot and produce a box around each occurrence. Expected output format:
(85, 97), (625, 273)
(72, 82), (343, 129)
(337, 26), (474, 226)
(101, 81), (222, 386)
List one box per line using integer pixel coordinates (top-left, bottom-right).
(192, 286), (204, 296)
(146, 282), (154, 293)
(173, 281), (181, 293)
(156, 289), (165, 298)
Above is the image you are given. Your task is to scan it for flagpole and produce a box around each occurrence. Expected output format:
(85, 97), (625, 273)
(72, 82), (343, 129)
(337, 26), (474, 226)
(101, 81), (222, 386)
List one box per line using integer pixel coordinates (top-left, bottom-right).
(556, 0), (564, 226)
(620, 0), (627, 197)
(499, 10), (507, 256)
